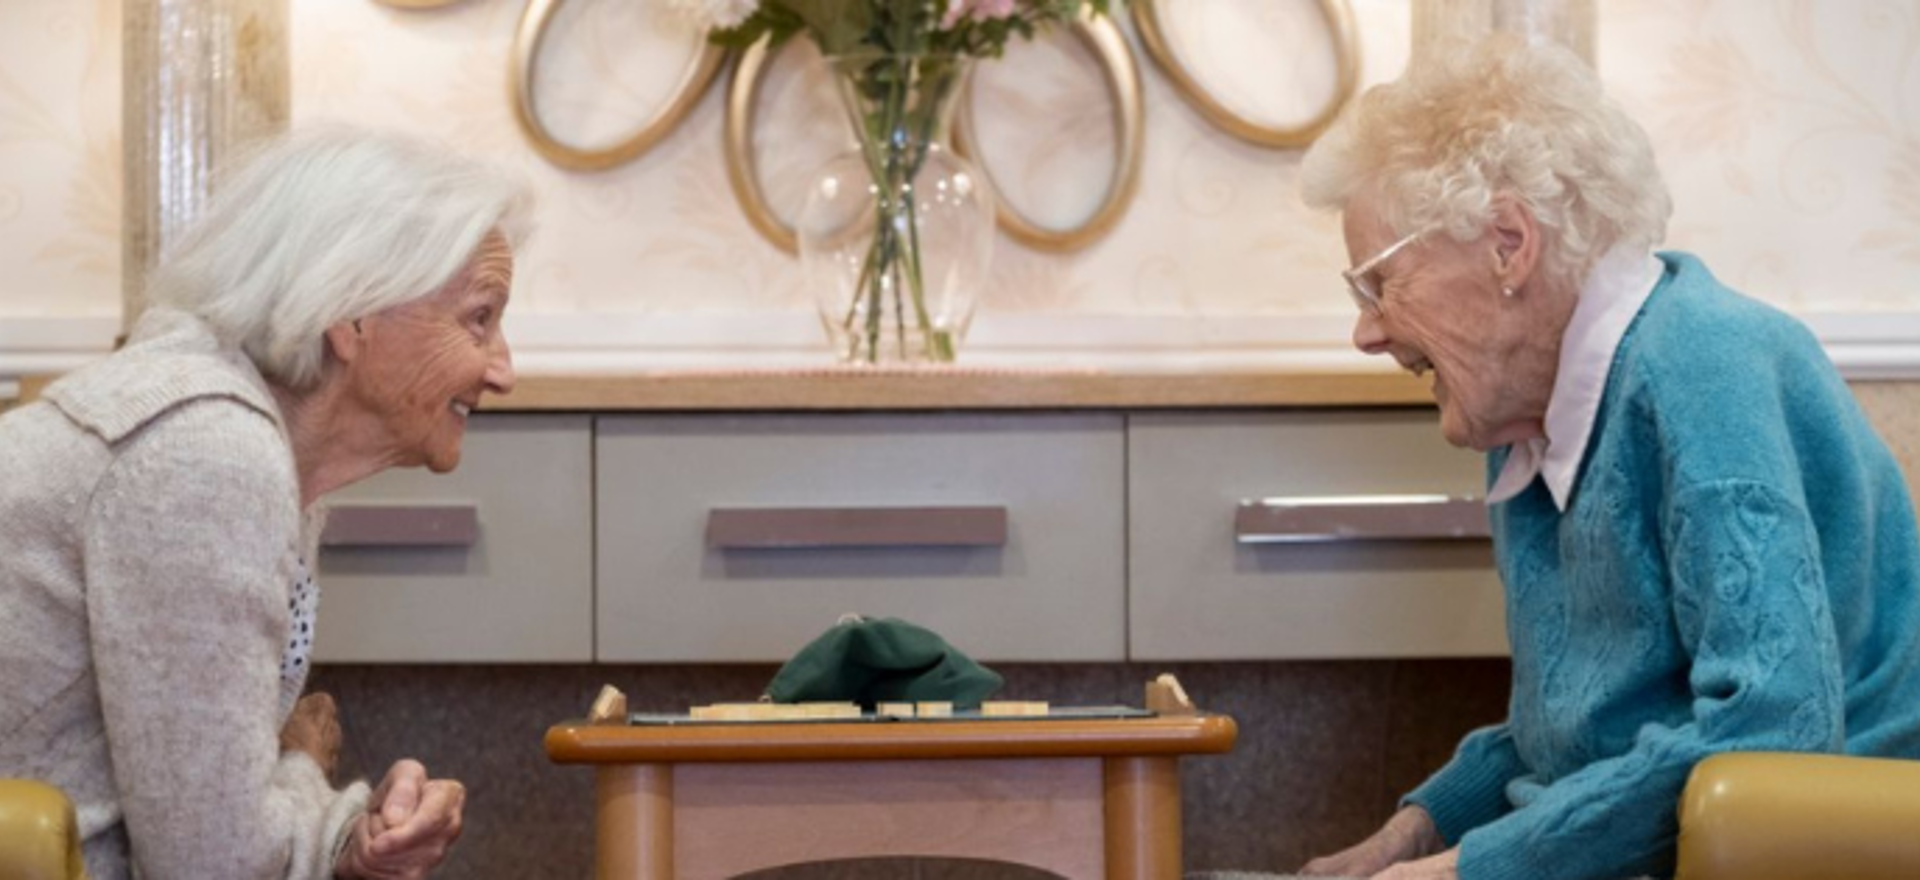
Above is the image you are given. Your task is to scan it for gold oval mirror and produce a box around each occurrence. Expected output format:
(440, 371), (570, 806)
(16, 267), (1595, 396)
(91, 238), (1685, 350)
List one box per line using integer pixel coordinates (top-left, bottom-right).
(952, 12), (1143, 253)
(510, 0), (726, 171)
(1132, 0), (1360, 148)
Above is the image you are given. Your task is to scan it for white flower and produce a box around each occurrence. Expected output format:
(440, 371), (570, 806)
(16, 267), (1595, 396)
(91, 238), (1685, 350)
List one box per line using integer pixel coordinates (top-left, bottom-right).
(668, 0), (760, 30)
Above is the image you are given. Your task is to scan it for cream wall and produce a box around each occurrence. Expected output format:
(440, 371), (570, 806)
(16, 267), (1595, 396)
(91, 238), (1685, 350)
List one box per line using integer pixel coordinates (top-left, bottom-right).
(2, 0), (1918, 371)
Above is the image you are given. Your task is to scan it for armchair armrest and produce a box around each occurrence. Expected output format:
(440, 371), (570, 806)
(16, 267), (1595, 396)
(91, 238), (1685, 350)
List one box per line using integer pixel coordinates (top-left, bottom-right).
(0, 779), (86, 880)
(1676, 752), (1920, 880)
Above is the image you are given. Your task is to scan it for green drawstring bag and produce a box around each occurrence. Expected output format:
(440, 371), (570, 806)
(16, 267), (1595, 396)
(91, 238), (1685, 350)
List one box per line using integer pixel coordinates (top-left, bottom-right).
(765, 614), (1004, 709)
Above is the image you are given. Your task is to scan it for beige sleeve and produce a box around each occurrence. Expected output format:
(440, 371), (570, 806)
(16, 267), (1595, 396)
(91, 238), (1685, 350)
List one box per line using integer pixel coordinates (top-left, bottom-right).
(83, 398), (368, 879)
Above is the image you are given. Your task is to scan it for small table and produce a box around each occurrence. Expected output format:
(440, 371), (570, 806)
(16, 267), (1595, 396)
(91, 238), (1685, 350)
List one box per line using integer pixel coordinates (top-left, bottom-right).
(545, 711), (1237, 880)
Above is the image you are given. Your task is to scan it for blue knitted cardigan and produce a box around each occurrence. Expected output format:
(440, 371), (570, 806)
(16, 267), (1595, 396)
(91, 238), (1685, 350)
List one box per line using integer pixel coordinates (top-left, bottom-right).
(1405, 252), (1920, 880)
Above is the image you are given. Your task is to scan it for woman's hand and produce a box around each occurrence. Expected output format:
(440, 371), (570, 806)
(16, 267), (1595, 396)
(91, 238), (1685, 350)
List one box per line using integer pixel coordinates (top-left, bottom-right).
(1371, 847), (1459, 879)
(279, 692), (342, 780)
(1301, 805), (1444, 877)
(334, 759), (465, 879)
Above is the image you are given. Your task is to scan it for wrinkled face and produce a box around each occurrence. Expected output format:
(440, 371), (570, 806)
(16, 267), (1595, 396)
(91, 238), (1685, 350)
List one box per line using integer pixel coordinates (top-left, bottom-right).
(1342, 197), (1536, 451)
(352, 233), (516, 472)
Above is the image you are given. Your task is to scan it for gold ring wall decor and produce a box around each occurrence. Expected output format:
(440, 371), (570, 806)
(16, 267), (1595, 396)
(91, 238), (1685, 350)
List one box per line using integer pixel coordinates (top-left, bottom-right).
(1131, 0), (1361, 148)
(510, 0), (726, 171)
(725, 16), (1144, 255)
(381, 0), (1348, 245)
(722, 35), (800, 254)
(952, 11), (1143, 253)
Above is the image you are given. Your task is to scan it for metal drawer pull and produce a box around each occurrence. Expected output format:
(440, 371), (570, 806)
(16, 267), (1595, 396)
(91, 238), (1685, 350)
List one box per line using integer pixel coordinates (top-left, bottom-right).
(1234, 494), (1488, 543)
(706, 506), (1008, 549)
(320, 504), (480, 548)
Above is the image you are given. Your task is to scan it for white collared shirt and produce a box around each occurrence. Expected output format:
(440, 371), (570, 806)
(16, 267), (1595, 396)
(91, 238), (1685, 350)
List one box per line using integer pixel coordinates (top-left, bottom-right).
(1487, 247), (1666, 510)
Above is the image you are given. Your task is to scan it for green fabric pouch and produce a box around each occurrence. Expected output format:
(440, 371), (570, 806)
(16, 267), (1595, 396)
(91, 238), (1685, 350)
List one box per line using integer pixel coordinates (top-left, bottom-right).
(765, 614), (1004, 709)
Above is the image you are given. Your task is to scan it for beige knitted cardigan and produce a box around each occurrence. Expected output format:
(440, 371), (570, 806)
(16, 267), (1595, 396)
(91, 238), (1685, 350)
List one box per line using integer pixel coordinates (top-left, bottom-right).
(0, 308), (369, 879)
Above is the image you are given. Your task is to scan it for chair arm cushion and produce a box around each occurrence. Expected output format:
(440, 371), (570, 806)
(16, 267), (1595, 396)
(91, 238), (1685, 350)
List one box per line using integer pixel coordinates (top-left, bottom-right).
(0, 779), (86, 880)
(1676, 752), (1920, 880)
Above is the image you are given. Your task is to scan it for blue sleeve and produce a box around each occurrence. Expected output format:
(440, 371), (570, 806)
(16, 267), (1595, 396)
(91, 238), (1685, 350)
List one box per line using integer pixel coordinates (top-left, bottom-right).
(1402, 723), (1527, 845)
(1452, 479), (1846, 880)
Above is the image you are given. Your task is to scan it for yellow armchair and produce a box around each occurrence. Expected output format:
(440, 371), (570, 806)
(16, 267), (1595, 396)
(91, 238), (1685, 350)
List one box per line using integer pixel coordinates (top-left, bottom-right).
(0, 779), (87, 880)
(1676, 752), (1920, 880)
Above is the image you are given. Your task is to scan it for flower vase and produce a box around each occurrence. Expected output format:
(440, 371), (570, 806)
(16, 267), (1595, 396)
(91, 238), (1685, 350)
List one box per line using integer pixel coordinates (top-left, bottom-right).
(797, 52), (995, 364)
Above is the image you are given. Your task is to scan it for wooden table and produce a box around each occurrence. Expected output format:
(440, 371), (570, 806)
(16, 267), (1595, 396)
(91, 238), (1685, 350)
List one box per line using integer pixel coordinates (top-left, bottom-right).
(545, 712), (1237, 880)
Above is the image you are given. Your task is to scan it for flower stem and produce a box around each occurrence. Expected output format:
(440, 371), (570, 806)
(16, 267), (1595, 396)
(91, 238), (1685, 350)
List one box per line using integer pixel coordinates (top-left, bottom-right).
(843, 52), (961, 363)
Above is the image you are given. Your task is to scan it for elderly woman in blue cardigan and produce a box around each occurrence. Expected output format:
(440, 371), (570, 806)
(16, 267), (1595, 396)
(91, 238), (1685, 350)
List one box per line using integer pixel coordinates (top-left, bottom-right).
(1296, 35), (1920, 880)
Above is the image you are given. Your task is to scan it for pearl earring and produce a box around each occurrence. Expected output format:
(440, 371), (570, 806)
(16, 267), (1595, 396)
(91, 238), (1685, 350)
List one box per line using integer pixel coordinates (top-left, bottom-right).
(1501, 286), (1516, 298)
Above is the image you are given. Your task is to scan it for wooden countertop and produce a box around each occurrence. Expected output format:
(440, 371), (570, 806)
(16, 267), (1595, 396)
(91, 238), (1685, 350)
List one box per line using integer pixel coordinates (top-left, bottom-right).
(15, 374), (52, 405)
(15, 369), (1436, 411)
(480, 369), (1436, 411)
(545, 713), (1239, 764)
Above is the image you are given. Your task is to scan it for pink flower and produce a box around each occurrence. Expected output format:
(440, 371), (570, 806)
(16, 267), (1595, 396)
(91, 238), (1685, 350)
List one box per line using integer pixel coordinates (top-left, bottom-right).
(973, 0), (1019, 18)
(940, 0), (1020, 29)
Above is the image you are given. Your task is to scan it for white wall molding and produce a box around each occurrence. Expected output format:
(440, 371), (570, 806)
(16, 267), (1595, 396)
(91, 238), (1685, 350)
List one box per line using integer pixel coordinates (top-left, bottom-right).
(1801, 313), (1920, 379)
(497, 310), (1920, 377)
(0, 317), (120, 378)
(8, 311), (1920, 382)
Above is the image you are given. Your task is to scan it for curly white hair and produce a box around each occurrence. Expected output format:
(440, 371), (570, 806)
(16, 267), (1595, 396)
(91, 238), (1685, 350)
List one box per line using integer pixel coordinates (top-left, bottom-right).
(1301, 34), (1672, 291)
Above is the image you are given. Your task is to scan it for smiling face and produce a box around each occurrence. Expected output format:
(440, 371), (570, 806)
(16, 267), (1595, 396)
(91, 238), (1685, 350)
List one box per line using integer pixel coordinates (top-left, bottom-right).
(345, 232), (516, 472)
(1341, 193), (1560, 451)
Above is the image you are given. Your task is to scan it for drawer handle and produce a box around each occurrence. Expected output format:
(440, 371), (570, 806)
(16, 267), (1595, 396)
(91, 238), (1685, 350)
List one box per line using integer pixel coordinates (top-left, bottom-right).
(1234, 494), (1488, 543)
(321, 504), (480, 548)
(706, 506), (1008, 549)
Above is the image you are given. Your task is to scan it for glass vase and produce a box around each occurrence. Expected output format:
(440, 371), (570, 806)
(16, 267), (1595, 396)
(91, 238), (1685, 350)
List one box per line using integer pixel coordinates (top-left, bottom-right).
(797, 52), (995, 364)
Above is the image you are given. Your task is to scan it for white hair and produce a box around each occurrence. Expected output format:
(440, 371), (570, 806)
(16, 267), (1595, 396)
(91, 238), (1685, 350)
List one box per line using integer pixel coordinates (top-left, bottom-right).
(1301, 34), (1671, 291)
(146, 126), (534, 390)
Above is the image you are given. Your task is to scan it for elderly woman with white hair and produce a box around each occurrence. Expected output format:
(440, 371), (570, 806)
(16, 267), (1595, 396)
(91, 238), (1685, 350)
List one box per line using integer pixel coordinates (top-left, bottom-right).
(0, 128), (528, 879)
(1295, 36), (1920, 880)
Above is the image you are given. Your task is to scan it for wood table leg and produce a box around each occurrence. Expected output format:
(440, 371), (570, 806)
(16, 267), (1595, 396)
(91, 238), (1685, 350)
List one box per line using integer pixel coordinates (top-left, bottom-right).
(1102, 756), (1181, 880)
(596, 764), (673, 880)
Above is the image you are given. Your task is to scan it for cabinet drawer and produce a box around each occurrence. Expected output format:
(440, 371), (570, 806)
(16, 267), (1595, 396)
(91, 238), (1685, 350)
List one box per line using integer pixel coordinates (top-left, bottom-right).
(312, 415), (593, 662)
(596, 413), (1126, 663)
(1128, 411), (1506, 660)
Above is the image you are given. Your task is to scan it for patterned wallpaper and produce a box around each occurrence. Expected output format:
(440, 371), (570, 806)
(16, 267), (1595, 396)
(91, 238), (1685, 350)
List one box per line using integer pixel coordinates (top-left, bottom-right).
(0, 0), (119, 319)
(1602, 0), (1920, 314)
(1, 0), (1916, 367)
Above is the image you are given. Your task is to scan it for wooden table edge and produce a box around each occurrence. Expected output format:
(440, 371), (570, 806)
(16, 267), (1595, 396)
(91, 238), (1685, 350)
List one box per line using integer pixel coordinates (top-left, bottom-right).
(544, 713), (1238, 764)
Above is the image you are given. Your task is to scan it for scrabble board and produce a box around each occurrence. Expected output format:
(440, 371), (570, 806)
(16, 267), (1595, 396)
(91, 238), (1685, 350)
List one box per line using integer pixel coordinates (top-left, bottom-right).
(628, 701), (1154, 726)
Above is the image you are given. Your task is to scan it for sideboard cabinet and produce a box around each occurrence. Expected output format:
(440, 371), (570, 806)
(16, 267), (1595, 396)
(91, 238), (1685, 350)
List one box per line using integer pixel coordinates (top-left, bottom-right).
(312, 380), (1506, 663)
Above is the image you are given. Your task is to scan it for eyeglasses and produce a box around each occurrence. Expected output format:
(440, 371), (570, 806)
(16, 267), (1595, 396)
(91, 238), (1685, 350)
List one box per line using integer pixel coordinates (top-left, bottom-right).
(1342, 229), (1424, 316)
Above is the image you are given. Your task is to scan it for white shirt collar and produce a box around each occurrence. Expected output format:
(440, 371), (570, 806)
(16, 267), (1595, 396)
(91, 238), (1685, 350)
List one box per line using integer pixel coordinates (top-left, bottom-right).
(1487, 246), (1665, 510)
